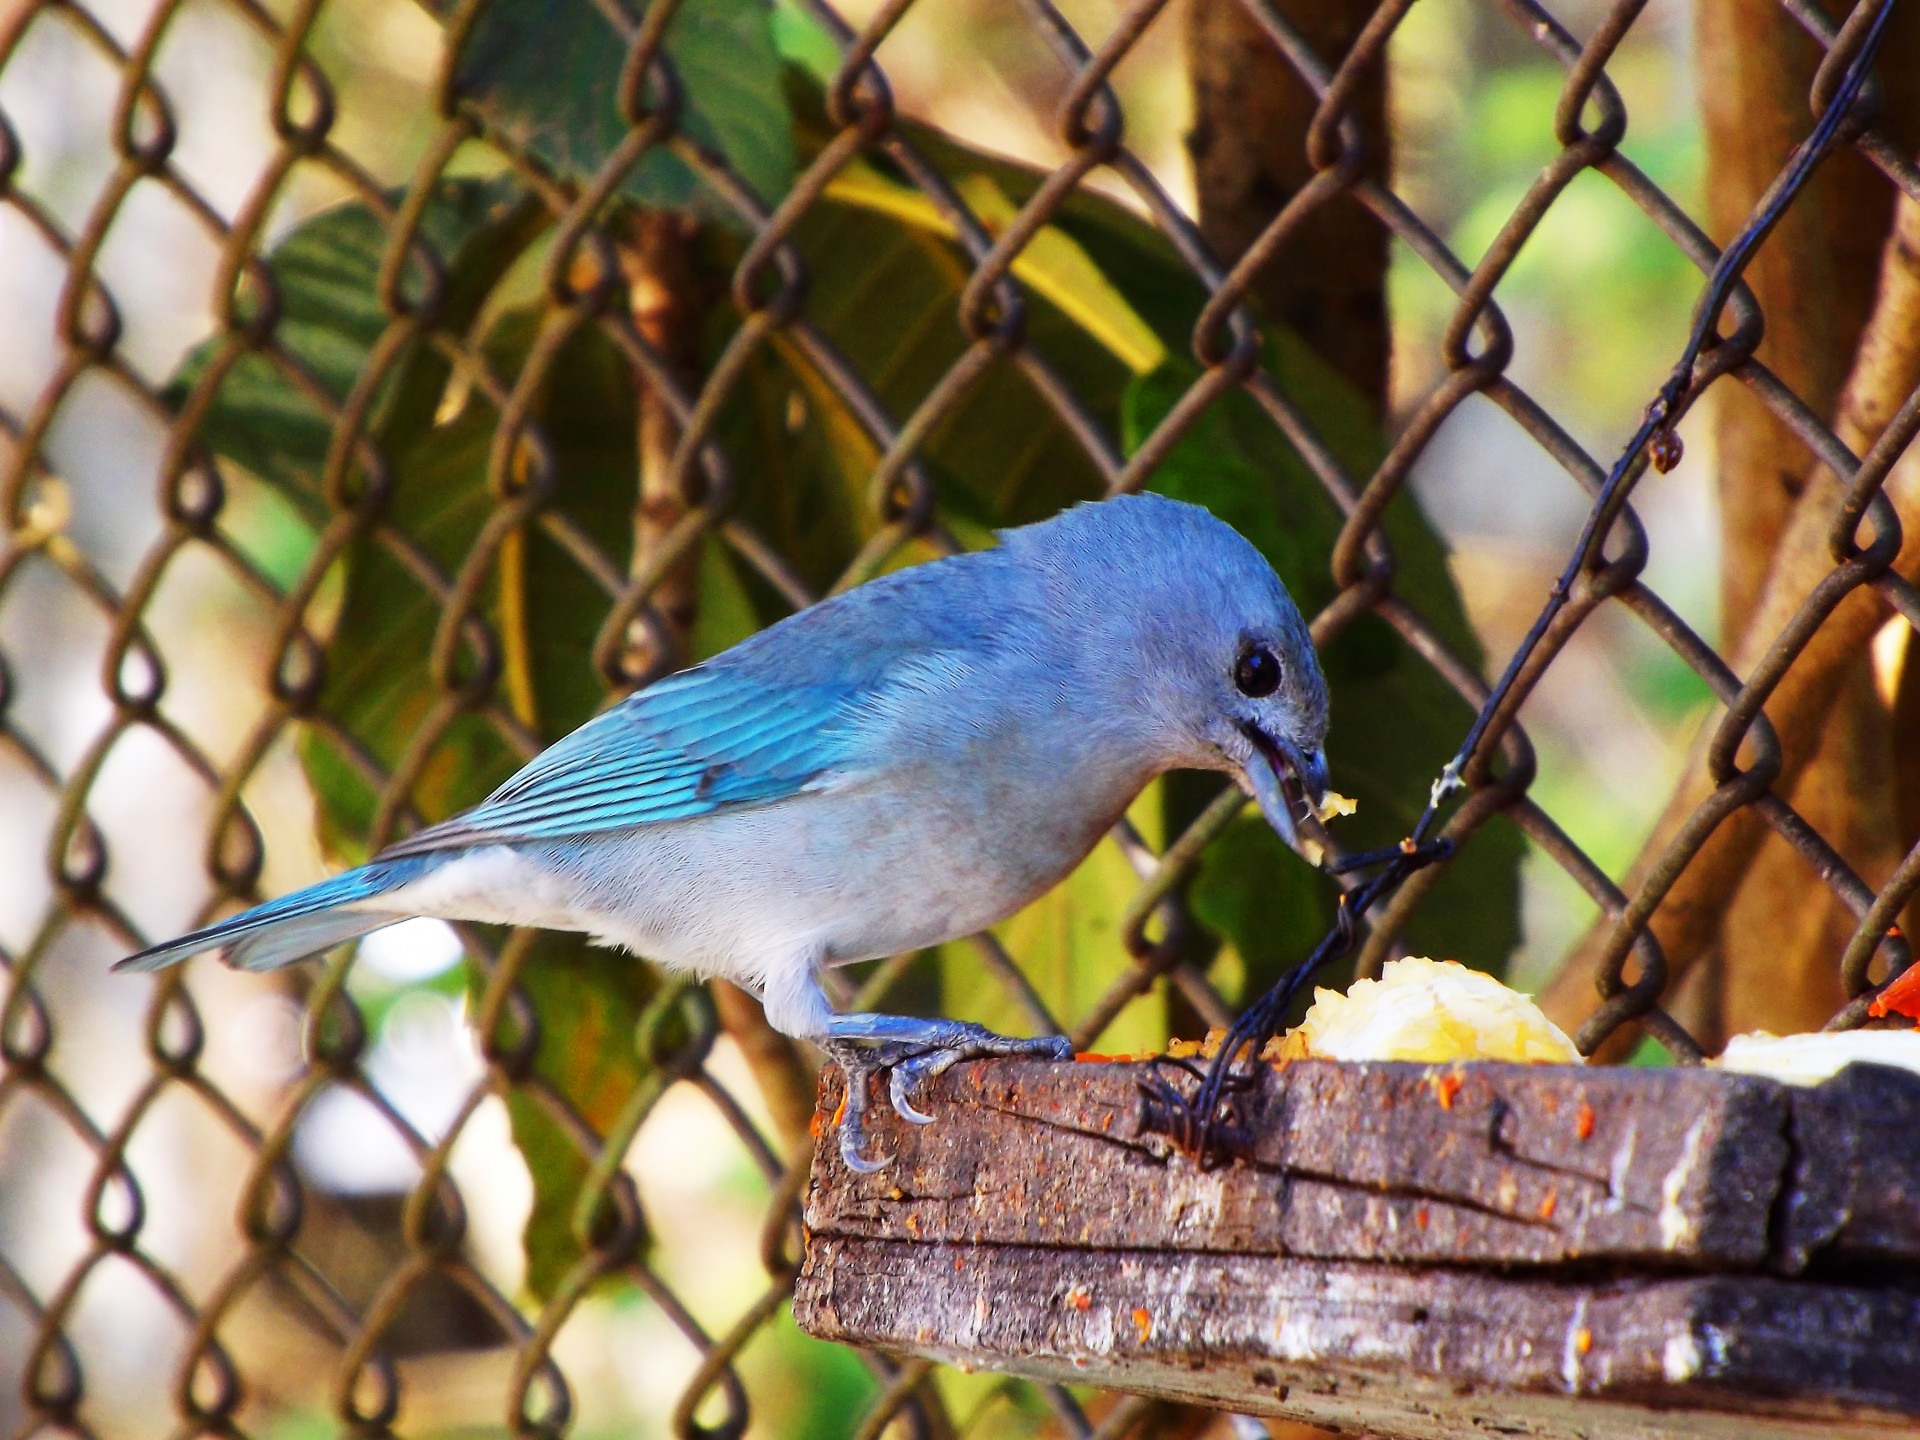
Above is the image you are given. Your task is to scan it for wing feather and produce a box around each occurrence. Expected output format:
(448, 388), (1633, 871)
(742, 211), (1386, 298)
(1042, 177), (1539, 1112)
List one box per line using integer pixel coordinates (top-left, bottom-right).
(372, 542), (1019, 861)
(376, 665), (865, 858)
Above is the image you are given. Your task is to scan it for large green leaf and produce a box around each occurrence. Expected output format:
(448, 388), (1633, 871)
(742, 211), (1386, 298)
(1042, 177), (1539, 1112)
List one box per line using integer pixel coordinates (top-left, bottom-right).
(167, 174), (538, 525)
(445, 0), (794, 222)
(509, 934), (660, 1300)
(293, 308), (637, 853)
(703, 168), (1149, 593)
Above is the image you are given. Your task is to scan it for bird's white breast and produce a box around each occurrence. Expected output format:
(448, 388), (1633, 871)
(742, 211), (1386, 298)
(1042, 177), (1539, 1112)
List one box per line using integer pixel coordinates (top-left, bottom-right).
(359, 744), (1146, 999)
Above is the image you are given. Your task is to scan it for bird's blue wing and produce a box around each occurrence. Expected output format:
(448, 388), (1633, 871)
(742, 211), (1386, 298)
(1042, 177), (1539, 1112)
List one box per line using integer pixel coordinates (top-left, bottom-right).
(376, 664), (864, 857)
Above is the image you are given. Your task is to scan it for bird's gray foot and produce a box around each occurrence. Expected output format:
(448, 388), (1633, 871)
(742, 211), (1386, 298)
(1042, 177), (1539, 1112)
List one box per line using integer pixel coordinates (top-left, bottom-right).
(824, 1039), (904, 1174)
(823, 1016), (1074, 1171)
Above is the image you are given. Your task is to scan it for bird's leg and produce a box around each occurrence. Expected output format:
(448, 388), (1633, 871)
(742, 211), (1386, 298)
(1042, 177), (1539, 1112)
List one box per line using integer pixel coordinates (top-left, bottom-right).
(822, 1012), (1074, 1171)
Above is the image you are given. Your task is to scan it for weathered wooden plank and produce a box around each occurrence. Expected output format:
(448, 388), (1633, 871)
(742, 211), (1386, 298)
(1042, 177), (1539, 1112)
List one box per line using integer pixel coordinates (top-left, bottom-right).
(801, 1057), (1920, 1431)
(1777, 1062), (1920, 1270)
(796, 1236), (1920, 1440)
(809, 1059), (1804, 1269)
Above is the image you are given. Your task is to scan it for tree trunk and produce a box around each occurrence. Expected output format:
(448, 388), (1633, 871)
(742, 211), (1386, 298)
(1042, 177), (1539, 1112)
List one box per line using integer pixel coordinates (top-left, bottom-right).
(1697, 0), (1891, 635)
(1186, 0), (1391, 411)
(1683, 0), (1908, 1049)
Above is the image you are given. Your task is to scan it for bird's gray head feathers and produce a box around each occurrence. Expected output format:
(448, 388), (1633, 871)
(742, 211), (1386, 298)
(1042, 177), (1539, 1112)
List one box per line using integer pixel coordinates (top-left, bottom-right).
(1000, 493), (1331, 845)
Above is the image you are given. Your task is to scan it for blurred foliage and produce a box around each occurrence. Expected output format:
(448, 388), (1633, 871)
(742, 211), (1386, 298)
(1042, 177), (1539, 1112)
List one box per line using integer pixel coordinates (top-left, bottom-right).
(1393, 6), (1706, 428)
(1388, 0), (1716, 988)
(165, 174), (535, 516)
(165, 0), (1519, 1314)
(443, 0), (794, 219)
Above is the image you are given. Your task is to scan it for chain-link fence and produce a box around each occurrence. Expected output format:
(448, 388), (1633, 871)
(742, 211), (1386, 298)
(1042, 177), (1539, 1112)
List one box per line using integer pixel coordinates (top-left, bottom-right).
(3, 0), (1917, 1434)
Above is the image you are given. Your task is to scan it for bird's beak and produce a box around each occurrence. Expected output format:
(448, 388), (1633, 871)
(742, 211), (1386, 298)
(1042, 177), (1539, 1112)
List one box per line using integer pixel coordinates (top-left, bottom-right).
(1298, 746), (1330, 809)
(1239, 725), (1329, 850)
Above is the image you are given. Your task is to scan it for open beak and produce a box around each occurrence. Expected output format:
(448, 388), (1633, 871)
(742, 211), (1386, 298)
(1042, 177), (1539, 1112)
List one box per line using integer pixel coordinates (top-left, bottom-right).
(1238, 724), (1329, 850)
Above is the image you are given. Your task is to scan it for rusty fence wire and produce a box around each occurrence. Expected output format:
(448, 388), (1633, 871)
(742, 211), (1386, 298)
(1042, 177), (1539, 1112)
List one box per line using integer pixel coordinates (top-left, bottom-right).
(2, 0), (1918, 1435)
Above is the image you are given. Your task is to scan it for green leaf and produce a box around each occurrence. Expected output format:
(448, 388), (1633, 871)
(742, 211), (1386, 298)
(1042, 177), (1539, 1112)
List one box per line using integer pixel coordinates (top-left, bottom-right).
(167, 175), (539, 527)
(446, 0), (795, 222)
(293, 387), (519, 857)
(819, 162), (1166, 376)
(847, 113), (1221, 364)
(712, 180), (1140, 566)
(690, 94), (1176, 596)
(291, 319), (627, 852)
(1124, 359), (1525, 986)
(690, 531), (768, 659)
(769, 0), (841, 85)
(1187, 816), (1328, 1006)
(506, 934), (660, 1300)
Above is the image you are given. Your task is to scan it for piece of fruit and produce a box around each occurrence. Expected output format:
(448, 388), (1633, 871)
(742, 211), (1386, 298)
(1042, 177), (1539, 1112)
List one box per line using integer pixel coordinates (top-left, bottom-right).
(1314, 791), (1359, 823)
(1714, 1029), (1920, 1086)
(1274, 956), (1583, 1065)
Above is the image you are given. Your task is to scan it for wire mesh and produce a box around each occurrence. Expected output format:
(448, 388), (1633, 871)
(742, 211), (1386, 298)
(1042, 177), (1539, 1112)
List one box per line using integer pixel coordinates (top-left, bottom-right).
(2, 0), (1917, 1435)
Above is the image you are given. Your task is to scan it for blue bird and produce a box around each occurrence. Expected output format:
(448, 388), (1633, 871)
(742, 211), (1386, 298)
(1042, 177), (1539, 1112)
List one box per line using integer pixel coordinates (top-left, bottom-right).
(118, 494), (1331, 1169)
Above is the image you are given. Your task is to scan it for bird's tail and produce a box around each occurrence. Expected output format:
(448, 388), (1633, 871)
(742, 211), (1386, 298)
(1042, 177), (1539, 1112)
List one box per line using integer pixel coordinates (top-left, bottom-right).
(113, 855), (436, 975)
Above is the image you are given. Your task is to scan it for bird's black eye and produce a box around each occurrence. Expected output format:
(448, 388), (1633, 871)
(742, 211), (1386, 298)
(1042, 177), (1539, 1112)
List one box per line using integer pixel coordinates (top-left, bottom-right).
(1234, 646), (1281, 698)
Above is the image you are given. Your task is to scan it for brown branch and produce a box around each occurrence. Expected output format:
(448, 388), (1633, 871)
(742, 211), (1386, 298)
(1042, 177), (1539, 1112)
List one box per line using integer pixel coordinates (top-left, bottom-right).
(1543, 191), (1920, 1049)
(618, 209), (708, 678)
(1186, 0), (1389, 409)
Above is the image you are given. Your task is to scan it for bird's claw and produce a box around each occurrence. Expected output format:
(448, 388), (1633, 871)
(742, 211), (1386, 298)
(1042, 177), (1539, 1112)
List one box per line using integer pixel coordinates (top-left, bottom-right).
(889, 1065), (937, 1125)
(839, 1125), (891, 1174)
(825, 1027), (1074, 1171)
(827, 1039), (899, 1172)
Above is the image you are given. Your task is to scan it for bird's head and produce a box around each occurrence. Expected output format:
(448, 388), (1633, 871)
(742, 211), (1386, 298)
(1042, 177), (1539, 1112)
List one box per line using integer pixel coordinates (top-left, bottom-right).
(1010, 494), (1331, 847)
(1208, 631), (1331, 849)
